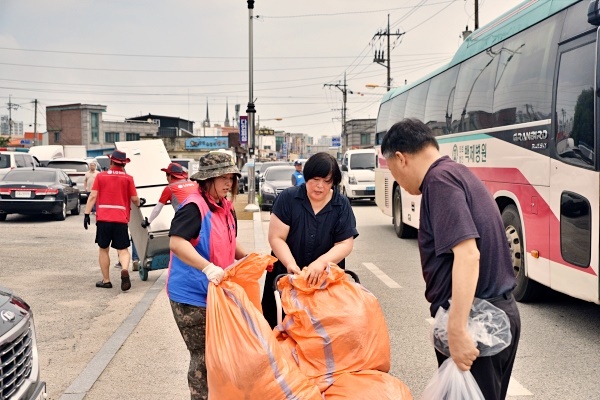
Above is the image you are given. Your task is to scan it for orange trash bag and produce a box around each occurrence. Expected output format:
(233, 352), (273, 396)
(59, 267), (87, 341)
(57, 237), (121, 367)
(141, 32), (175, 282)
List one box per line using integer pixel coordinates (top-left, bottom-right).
(224, 252), (275, 312)
(206, 256), (321, 400)
(322, 370), (413, 399)
(276, 265), (391, 391)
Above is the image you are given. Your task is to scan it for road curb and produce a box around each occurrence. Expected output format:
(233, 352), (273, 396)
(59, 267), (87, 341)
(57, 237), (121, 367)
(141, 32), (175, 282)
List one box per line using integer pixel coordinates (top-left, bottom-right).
(59, 272), (167, 400)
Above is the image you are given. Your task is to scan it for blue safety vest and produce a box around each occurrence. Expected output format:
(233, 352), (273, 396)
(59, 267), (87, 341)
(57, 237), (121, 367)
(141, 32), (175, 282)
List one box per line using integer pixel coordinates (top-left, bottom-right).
(293, 170), (305, 186)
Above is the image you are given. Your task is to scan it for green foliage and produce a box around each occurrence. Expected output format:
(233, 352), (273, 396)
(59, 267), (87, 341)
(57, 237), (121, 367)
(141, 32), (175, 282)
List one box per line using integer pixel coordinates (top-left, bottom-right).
(0, 136), (10, 147)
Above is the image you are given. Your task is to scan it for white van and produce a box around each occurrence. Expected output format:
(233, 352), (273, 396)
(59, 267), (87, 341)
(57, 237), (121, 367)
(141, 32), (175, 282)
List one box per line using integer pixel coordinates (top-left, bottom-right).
(340, 149), (376, 201)
(28, 145), (64, 166)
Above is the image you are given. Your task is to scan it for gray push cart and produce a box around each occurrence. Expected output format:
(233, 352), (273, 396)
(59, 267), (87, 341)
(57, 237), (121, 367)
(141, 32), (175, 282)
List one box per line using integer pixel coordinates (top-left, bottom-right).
(273, 270), (361, 325)
(116, 139), (175, 281)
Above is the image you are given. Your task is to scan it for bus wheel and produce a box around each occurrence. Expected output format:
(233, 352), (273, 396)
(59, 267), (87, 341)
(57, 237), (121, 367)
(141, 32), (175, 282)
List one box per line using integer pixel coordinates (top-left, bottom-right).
(393, 185), (417, 239)
(502, 204), (543, 302)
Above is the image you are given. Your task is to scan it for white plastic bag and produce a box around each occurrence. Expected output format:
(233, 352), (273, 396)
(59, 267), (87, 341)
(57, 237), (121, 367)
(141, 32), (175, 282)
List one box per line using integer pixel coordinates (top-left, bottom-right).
(431, 297), (512, 357)
(420, 358), (484, 400)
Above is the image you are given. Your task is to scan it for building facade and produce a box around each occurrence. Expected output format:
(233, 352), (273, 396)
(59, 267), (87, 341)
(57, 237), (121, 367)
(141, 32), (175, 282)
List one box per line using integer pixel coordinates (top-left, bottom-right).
(343, 118), (376, 151)
(46, 104), (160, 156)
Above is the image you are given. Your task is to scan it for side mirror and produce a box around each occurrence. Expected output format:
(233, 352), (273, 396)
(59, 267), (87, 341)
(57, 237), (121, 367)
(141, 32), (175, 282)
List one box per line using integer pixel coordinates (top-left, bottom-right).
(71, 181), (77, 187)
(341, 164), (348, 172)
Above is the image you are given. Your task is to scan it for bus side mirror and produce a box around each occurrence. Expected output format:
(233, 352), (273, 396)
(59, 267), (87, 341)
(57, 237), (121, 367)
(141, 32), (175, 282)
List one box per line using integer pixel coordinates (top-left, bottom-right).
(341, 165), (348, 172)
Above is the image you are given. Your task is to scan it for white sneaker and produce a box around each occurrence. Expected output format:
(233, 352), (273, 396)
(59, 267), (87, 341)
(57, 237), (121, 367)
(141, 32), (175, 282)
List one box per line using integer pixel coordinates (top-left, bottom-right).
(132, 260), (139, 271)
(114, 262), (122, 269)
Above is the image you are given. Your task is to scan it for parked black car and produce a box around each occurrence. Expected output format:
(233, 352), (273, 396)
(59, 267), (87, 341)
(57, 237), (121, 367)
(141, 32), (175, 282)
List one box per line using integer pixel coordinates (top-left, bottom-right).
(0, 286), (46, 399)
(259, 165), (296, 211)
(0, 167), (80, 221)
(46, 158), (101, 202)
(256, 161), (292, 191)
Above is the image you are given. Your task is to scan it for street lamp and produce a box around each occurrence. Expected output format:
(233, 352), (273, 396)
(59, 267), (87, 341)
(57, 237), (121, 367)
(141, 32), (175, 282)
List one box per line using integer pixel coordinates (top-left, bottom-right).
(365, 83), (395, 89)
(245, 0), (259, 213)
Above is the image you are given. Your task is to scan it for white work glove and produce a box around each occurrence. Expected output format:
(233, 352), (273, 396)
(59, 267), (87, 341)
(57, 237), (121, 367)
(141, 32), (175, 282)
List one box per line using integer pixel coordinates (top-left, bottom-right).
(202, 263), (224, 285)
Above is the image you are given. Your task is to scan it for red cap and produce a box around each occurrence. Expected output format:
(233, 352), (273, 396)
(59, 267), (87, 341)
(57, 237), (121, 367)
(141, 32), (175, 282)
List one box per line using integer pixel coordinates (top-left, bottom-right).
(161, 162), (188, 179)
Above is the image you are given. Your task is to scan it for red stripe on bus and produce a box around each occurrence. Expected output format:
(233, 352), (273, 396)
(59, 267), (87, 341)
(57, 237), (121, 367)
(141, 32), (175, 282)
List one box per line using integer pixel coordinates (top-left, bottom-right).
(470, 167), (596, 277)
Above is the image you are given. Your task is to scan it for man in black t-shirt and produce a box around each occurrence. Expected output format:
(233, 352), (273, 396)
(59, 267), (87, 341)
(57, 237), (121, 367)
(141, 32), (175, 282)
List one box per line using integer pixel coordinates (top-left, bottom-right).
(381, 118), (520, 400)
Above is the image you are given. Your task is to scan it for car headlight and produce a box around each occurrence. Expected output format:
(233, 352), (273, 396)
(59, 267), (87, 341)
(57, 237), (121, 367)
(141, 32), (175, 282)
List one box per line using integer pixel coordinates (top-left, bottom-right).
(262, 186), (275, 194)
(348, 175), (358, 185)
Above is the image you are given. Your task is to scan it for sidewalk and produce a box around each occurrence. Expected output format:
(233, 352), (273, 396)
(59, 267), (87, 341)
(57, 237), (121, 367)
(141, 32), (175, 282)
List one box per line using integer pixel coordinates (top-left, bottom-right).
(59, 198), (271, 400)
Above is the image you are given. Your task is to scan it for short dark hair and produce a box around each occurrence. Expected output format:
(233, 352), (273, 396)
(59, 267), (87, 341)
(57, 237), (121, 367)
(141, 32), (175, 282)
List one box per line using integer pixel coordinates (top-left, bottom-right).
(381, 118), (439, 158)
(303, 152), (342, 187)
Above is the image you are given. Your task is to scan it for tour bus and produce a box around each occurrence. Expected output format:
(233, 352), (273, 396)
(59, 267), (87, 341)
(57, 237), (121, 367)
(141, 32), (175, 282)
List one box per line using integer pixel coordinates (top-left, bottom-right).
(374, 0), (600, 304)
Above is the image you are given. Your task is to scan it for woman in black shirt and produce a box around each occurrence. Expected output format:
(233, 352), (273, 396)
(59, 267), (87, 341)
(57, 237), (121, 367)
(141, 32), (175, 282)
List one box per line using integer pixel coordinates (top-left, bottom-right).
(261, 152), (359, 328)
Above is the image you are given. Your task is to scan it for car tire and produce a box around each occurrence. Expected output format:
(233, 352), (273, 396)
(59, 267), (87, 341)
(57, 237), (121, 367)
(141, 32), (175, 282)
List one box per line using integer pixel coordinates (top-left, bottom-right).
(71, 197), (81, 215)
(0, 214), (6, 222)
(55, 200), (67, 221)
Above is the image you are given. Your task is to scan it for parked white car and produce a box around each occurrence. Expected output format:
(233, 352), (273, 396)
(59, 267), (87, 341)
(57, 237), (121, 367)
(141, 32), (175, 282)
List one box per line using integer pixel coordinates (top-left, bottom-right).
(46, 158), (101, 202)
(340, 149), (376, 201)
(0, 151), (40, 180)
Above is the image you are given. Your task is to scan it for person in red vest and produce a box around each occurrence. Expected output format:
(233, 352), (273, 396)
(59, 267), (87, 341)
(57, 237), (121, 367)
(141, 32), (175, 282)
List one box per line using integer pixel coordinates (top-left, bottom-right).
(141, 162), (198, 228)
(83, 150), (144, 291)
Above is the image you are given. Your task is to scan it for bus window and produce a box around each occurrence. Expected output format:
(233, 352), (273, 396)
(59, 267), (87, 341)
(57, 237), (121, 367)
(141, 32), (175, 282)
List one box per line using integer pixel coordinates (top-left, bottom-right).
(424, 66), (459, 136)
(555, 41), (595, 167)
(376, 101), (392, 134)
(387, 92), (408, 129)
(560, 0), (593, 42)
(451, 50), (499, 133)
(493, 16), (560, 126)
(404, 81), (430, 122)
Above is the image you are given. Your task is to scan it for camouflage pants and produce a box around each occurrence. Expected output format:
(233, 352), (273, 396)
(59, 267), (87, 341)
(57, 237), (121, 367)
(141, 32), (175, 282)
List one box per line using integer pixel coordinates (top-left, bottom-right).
(170, 300), (208, 400)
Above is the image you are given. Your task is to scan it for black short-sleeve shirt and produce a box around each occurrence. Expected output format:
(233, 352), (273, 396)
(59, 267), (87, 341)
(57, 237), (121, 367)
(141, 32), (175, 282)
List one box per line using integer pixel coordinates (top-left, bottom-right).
(418, 156), (516, 316)
(271, 185), (358, 269)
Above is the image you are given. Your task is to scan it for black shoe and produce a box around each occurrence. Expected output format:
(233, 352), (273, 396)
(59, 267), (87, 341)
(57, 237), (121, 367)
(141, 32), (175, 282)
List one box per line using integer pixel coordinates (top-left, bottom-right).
(96, 280), (112, 289)
(121, 270), (131, 291)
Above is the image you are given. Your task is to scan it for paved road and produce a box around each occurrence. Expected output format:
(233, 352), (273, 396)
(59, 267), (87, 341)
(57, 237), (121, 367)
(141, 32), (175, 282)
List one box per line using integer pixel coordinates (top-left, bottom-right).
(1, 203), (599, 399)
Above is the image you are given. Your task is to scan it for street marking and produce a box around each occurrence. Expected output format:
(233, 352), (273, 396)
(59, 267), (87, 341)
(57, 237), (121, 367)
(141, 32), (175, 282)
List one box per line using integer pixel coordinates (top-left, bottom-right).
(361, 262), (402, 288)
(424, 318), (532, 396)
(507, 377), (533, 396)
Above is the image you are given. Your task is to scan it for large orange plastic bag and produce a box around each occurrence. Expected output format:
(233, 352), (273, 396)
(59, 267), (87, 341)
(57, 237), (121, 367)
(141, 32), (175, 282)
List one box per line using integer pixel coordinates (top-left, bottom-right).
(206, 278), (321, 399)
(420, 358), (484, 400)
(323, 370), (413, 399)
(276, 265), (391, 391)
(225, 252), (276, 312)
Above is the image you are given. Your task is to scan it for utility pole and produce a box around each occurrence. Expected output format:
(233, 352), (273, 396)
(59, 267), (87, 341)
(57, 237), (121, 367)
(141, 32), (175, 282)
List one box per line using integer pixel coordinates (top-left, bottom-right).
(324, 72), (351, 153)
(475, 0), (479, 30)
(6, 95), (19, 136)
(33, 99), (38, 145)
(372, 14), (404, 91)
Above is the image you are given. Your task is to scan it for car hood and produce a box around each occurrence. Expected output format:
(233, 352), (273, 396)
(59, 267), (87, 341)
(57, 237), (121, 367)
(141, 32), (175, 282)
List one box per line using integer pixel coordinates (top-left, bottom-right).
(263, 179), (292, 190)
(347, 169), (375, 180)
(0, 286), (30, 337)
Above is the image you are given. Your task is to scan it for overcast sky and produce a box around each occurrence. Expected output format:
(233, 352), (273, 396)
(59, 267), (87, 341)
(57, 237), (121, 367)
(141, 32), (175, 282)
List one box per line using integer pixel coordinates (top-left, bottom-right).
(0, 0), (524, 139)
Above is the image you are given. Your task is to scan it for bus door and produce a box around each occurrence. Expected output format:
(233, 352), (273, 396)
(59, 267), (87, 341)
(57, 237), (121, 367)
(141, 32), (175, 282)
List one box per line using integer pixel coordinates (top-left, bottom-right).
(549, 32), (599, 302)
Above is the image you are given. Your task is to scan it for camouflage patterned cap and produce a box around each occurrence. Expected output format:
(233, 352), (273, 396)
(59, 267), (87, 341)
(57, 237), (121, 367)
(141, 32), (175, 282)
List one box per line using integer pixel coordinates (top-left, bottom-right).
(190, 152), (241, 181)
